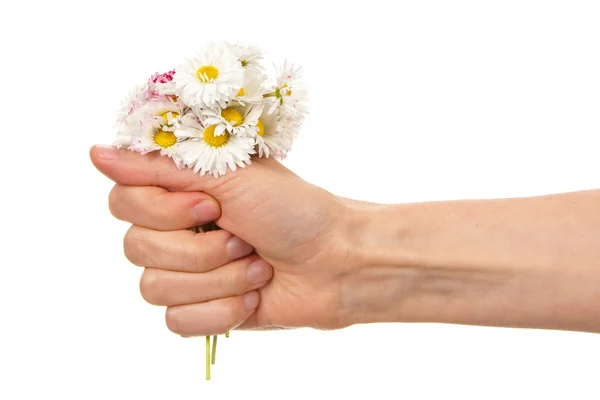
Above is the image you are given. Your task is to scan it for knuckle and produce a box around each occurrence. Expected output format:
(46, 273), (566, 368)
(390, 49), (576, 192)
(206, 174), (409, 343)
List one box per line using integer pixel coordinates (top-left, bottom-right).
(226, 264), (249, 294)
(154, 202), (175, 227)
(139, 269), (164, 305)
(216, 270), (233, 295)
(223, 298), (244, 330)
(189, 230), (229, 273)
(165, 307), (183, 334)
(189, 247), (210, 273)
(108, 185), (124, 219)
(123, 226), (147, 266)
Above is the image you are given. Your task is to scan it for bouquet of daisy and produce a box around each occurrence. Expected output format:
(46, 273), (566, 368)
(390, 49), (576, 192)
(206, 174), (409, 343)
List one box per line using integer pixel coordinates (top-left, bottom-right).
(113, 41), (308, 379)
(115, 41), (307, 177)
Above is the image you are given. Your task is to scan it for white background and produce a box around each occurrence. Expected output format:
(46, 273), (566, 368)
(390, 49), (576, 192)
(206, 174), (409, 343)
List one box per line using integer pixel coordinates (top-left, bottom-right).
(1, 0), (599, 398)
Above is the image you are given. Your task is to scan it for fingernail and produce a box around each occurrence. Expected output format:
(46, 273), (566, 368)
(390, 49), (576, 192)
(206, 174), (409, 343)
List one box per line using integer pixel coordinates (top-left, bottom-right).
(95, 144), (120, 160)
(247, 259), (272, 285)
(243, 291), (260, 311)
(191, 200), (220, 223)
(227, 236), (253, 260)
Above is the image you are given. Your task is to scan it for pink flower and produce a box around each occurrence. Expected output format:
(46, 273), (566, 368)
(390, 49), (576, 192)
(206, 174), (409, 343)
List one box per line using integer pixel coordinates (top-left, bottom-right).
(146, 70), (177, 98)
(150, 70), (175, 84)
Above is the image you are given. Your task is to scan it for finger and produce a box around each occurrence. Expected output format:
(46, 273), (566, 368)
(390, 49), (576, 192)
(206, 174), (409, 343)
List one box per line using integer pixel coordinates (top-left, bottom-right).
(139, 256), (273, 306)
(165, 291), (261, 336)
(90, 145), (221, 192)
(90, 144), (284, 193)
(109, 184), (220, 230)
(123, 225), (254, 272)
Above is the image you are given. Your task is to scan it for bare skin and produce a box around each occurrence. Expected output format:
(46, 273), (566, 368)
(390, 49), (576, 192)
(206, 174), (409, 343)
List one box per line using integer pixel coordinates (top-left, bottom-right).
(90, 144), (600, 336)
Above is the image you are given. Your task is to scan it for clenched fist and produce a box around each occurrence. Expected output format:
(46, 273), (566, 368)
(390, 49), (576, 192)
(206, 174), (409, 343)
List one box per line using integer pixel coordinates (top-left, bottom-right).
(90, 144), (358, 336)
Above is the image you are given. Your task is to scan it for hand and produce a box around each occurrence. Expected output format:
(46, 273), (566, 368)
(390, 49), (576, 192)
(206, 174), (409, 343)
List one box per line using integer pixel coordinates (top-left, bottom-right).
(90, 145), (356, 336)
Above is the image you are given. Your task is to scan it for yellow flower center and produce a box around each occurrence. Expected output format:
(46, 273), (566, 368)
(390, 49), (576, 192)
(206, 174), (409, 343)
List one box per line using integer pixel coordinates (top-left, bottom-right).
(160, 111), (179, 125)
(221, 107), (243, 126)
(196, 66), (219, 82)
(275, 84), (292, 100)
(256, 119), (265, 136)
(154, 130), (177, 148)
(203, 125), (230, 147)
(282, 84), (292, 96)
(236, 88), (245, 97)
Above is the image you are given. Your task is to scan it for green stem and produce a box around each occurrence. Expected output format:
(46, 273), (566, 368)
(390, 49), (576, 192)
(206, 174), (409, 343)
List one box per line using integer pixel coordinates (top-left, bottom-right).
(225, 331), (229, 338)
(211, 335), (217, 365)
(194, 223), (225, 380)
(205, 336), (211, 380)
(263, 92), (278, 98)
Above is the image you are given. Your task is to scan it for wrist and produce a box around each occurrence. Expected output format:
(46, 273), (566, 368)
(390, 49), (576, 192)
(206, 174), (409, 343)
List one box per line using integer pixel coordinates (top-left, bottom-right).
(336, 200), (517, 329)
(336, 201), (427, 327)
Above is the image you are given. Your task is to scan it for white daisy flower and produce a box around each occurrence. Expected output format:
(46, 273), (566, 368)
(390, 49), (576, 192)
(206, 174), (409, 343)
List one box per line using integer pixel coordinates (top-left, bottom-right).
(201, 103), (262, 137)
(116, 83), (146, 125)
(114, 98), (187, 168)
(253, 99), (300, 158)
(175, 113), (256, 178)
(266, 60), (309, 121)
(174, 42), (245, 109)
(116, 70), (178, 125)
(228, 42), (265, 72)
(233, 67), (268, 106)
(116, 96), (183, 140)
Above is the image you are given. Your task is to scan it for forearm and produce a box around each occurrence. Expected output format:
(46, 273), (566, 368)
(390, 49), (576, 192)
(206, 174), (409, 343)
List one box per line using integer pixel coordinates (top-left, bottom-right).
(342, 190), (600, 333)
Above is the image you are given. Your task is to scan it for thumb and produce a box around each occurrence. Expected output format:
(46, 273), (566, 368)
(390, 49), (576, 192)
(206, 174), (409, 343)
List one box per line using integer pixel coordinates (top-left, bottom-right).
(90, 144), (217, 192)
